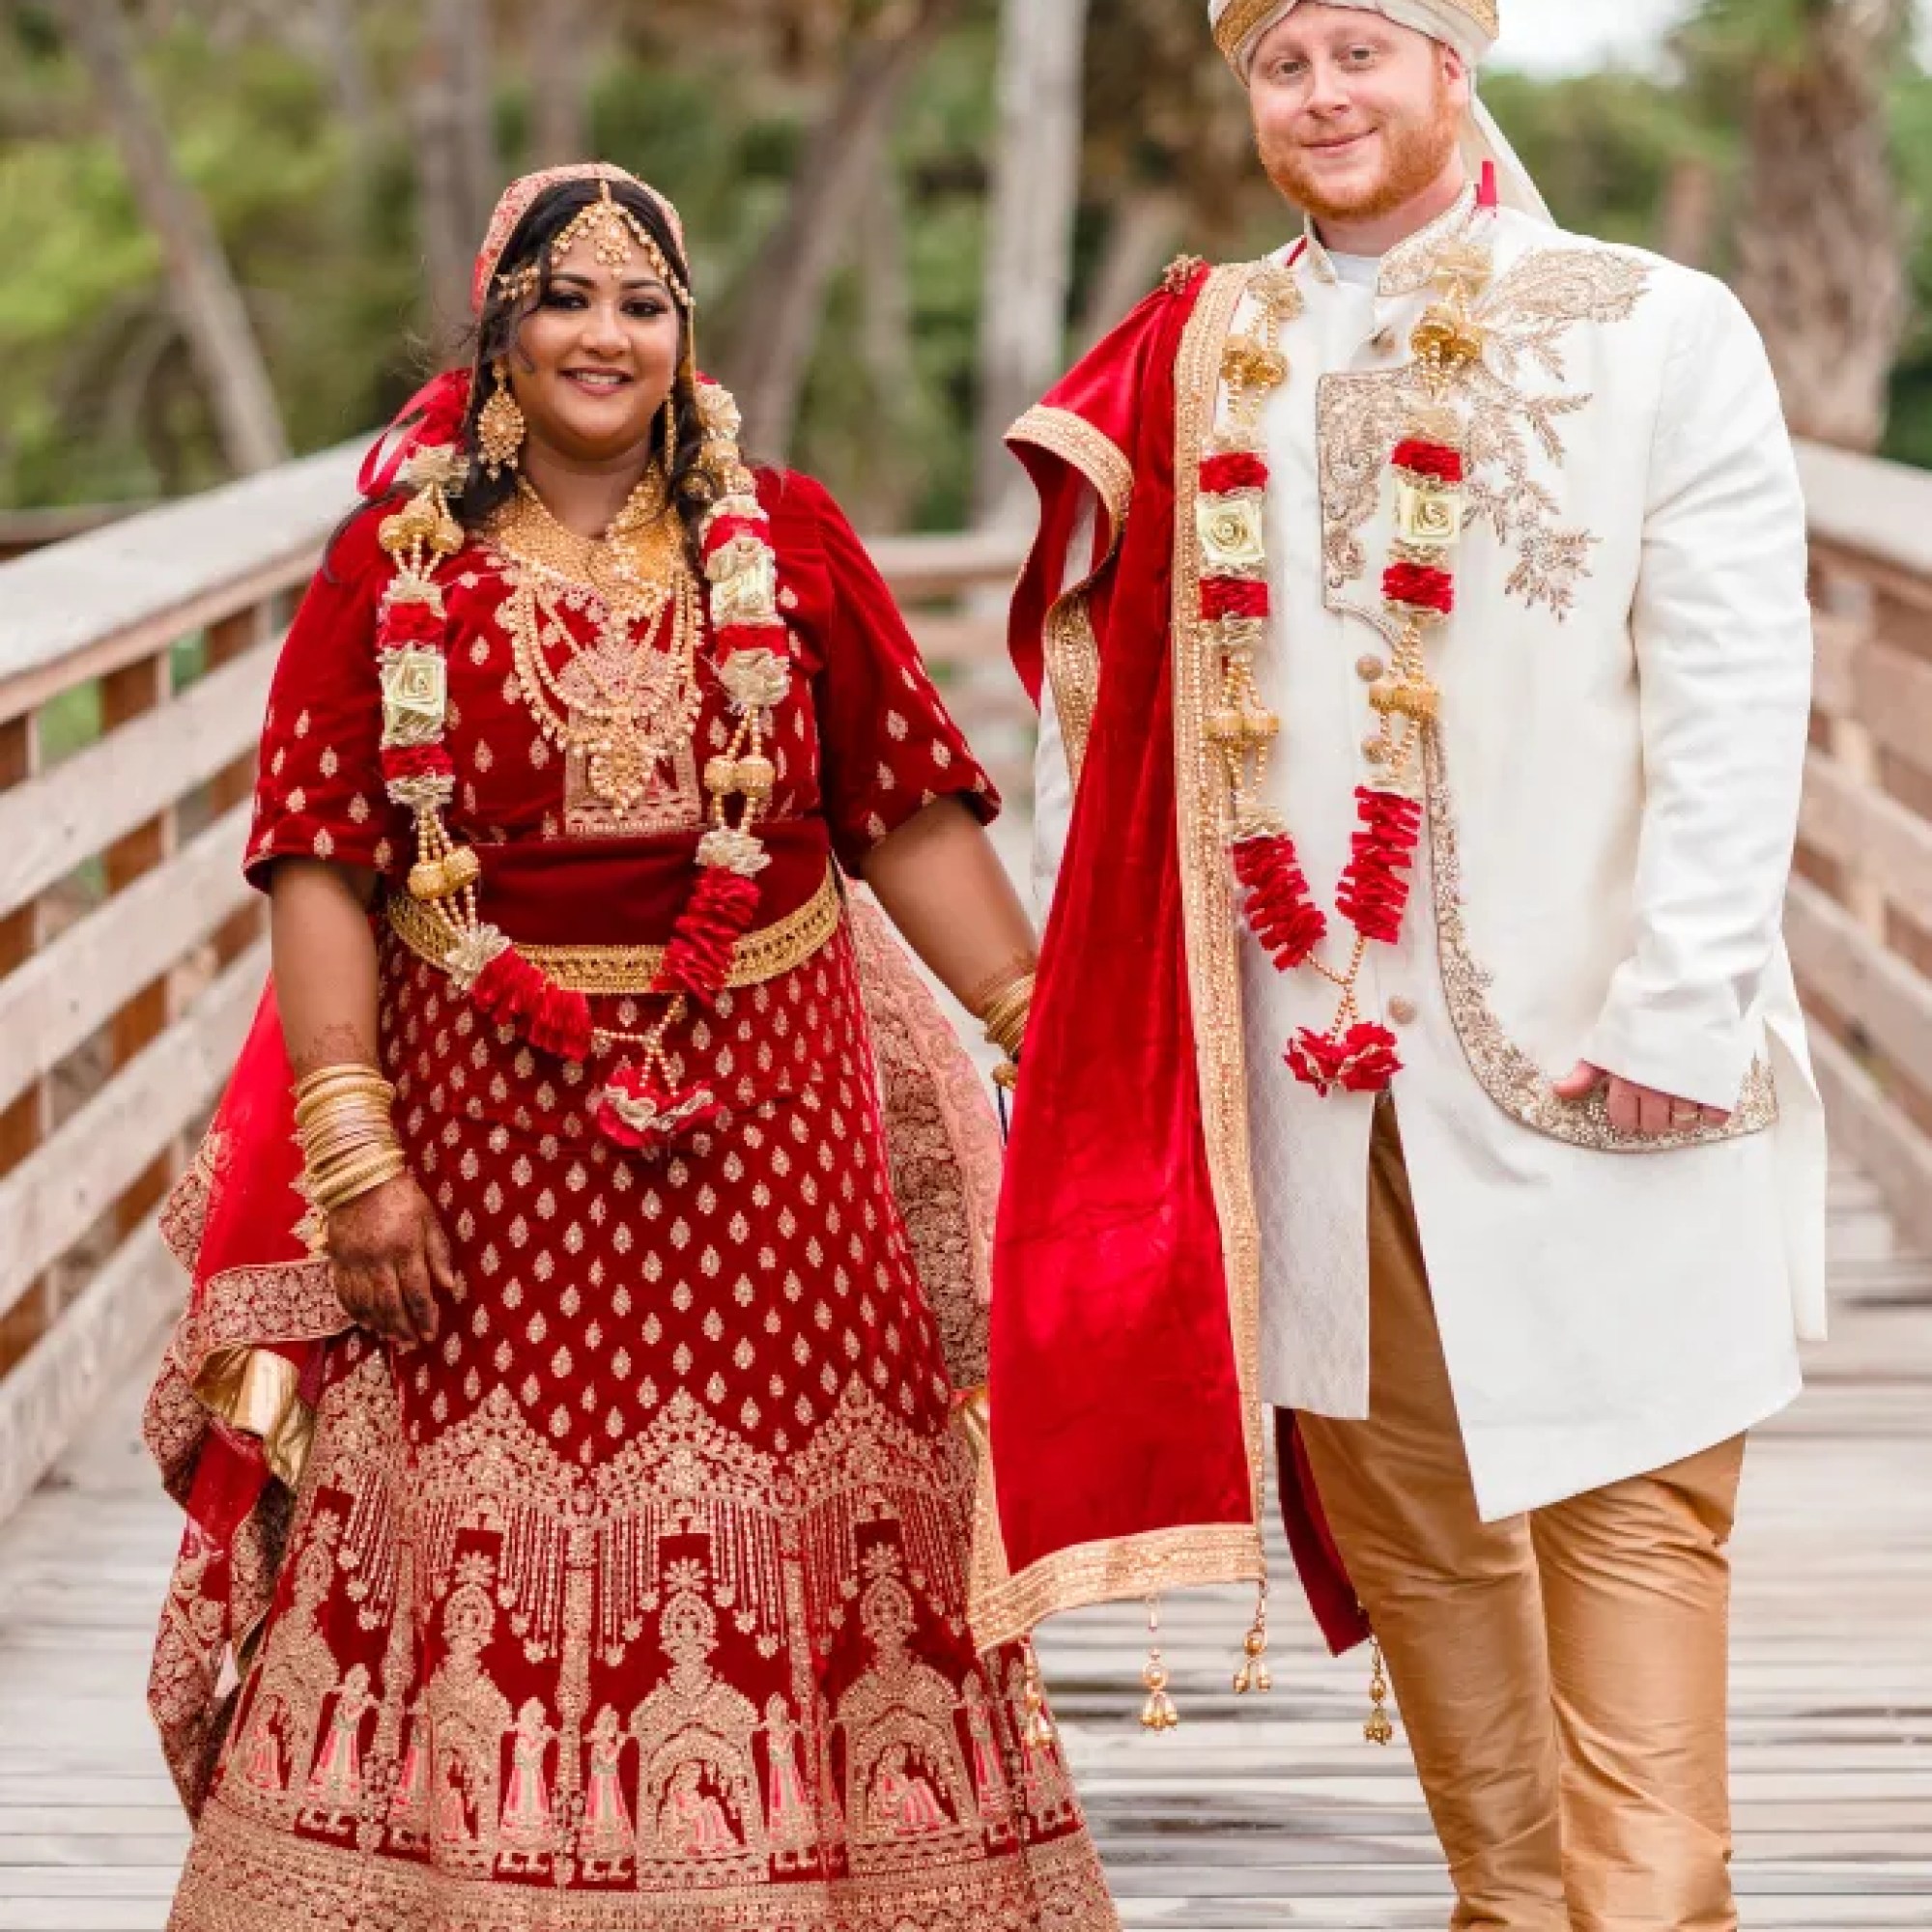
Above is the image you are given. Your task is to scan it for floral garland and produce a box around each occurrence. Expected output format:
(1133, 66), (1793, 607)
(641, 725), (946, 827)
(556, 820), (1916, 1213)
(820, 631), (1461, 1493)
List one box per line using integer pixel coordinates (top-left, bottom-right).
(1200, 199), (1496, 1099)
(371, 376), (796, 1155)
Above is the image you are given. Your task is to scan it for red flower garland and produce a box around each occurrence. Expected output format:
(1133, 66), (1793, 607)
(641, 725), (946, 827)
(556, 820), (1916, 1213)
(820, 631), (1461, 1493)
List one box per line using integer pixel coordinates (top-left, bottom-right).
(1200, 452), (1269, 495)
(652, 867), (761, 1007)
(1287, 1021), (1404, 1097)
(1203, 578), (1270, 621)
(1381, 561), (1455, 615)
(1232, 834), (1328, 971)
(1390, 440), (1465, 484)
(1334, 788), (1423, 946)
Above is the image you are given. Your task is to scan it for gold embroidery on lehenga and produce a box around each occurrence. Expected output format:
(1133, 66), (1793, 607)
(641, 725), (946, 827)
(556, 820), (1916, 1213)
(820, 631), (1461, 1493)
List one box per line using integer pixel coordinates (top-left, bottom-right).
(1424, 731), (1777, 1150)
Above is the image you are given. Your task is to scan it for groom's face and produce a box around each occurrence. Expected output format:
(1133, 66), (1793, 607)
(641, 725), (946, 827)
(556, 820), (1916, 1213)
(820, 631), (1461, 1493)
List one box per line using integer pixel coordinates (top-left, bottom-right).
(1248, 7), (1467, 226)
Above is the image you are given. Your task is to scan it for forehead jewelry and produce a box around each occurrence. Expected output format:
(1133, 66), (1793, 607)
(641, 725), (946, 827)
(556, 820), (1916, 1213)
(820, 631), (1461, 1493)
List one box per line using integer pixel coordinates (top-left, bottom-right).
(512, 179), (692, 310)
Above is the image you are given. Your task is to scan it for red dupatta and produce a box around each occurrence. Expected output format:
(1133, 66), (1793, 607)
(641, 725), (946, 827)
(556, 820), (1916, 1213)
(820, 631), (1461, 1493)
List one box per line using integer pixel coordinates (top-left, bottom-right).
(976, 265), (1368, 1661)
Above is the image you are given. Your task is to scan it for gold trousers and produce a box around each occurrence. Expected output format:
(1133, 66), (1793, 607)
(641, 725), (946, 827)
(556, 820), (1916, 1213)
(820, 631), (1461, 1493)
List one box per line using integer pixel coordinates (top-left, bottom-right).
(1296, 1105), (1747, 1932)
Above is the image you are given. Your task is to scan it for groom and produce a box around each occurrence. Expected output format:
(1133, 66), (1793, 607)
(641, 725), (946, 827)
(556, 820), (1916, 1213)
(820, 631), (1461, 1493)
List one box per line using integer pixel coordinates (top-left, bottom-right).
(984, 3), (1826, 1926)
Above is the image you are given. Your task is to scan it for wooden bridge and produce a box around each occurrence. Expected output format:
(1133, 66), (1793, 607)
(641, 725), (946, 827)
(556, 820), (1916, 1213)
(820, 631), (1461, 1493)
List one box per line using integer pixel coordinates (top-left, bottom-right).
(0, 444), (1927, 1928)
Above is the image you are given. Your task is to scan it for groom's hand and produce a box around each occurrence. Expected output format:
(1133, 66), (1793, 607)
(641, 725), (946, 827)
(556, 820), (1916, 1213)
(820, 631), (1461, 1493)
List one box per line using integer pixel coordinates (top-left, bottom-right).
(1553, 1061), (1731, 1139)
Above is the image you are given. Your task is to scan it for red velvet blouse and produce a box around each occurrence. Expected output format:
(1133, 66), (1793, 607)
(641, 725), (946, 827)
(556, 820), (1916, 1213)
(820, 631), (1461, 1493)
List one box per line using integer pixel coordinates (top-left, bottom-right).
(245, 469), (997, 900)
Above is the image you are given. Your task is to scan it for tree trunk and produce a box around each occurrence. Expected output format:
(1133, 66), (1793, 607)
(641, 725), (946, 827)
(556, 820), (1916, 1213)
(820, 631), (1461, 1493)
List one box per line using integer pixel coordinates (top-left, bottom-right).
(852, 166), (923, 531)
(57, 0), (290, 475)
(412, 0), (497, 358)
(1656, 156), (1718, 271)
(1731, 0), (1909, 451)
(720, 0), (962, 462)
(528, 0), (592, 168)
(972, 0), (1093, 525)
(1077, 188), (1181, 352)
(309, 0), (378, 151)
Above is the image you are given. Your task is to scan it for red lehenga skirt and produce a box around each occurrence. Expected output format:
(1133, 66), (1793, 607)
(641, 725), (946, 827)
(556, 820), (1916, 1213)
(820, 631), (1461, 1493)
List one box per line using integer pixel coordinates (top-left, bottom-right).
(145, 883), (1116, 1931)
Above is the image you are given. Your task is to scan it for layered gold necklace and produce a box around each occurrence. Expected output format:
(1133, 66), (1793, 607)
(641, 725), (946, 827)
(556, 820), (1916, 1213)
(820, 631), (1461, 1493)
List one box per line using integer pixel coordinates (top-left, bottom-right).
(488, 469), (703, 830)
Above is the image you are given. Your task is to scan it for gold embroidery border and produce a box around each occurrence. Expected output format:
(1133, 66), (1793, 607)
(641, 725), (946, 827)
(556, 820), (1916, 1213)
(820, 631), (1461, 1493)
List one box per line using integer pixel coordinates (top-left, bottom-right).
(1043, 593), (1102, 781)
(1425, 730), (1778, 1151)
(973, 1522), (1266, 1655)
(386, 866), (842, 994)
(1009, 406), (1134, 536)
(1009, 406), (1136, 781)
(1169, 262), (1270, 1523)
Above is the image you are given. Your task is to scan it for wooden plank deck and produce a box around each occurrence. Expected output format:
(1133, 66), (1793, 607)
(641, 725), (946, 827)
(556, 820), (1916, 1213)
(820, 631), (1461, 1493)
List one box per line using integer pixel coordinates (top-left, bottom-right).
(0, 1163), (1926, 1930)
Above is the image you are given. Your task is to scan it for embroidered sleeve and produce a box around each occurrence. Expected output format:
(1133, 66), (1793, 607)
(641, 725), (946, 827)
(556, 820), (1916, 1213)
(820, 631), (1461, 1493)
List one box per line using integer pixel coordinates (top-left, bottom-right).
(787, 476), (1000, 874)
(244, 507), (412, 889)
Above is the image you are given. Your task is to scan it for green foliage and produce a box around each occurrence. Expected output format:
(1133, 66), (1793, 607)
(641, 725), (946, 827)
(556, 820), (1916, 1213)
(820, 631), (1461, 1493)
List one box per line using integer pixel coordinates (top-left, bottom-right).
(4, 3), (1932, 517)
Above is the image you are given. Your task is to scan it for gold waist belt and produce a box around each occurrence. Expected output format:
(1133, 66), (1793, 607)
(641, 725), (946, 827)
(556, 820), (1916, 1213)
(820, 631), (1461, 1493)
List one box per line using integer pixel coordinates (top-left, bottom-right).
(385, 866), (843, 996)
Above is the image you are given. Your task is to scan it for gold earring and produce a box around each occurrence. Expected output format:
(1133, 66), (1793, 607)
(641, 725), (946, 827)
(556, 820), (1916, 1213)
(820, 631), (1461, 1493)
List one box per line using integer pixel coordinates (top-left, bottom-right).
(661, 396), (678, 476)
(476, 359), (526, 480)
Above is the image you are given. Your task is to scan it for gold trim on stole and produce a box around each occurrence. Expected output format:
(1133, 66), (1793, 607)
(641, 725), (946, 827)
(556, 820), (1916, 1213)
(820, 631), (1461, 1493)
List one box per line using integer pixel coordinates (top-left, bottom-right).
(1009, 405), (1136, 781)
(972, 266), (1267, 1655)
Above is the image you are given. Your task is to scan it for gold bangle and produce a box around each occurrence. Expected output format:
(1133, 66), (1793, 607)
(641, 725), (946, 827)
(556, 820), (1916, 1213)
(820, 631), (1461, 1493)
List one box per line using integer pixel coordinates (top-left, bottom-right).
(980, 975), (1036, 1061)
(294, 1062), (392, 1102)
(295, 1082), (395, 1124)
(299, 1112), (402, 1166)
(306, 1123), (403, 1174)
(298, 1099), (400, 1146)
(311, 1150), (407, 1213)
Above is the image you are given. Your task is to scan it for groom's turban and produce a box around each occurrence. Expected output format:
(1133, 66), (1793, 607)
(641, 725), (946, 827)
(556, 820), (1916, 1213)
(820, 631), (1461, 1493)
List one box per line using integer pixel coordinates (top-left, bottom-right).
(1207, 0), (1550, 223)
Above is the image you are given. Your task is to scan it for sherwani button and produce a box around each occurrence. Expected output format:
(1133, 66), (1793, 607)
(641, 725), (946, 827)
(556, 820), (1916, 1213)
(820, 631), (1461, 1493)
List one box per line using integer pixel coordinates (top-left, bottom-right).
(1356, 655), (1386, 683)
(1388, 997), (1418, 1026)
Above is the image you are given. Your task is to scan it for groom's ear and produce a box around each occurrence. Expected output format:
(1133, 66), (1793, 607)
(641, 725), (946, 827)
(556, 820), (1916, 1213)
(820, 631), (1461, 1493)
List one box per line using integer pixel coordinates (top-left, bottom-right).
(1439, 44), (1472, 109)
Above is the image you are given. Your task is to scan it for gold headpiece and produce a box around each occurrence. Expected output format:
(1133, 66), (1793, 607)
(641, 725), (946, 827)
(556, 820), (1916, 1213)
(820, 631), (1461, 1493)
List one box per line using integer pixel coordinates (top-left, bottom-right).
(495, 180), (694, 311)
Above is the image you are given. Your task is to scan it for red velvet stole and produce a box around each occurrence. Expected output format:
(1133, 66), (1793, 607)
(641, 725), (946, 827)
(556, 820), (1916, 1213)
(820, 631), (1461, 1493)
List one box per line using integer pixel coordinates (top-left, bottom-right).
(991, 275), (1370, 1657)
(992, 279), (1256, 1572)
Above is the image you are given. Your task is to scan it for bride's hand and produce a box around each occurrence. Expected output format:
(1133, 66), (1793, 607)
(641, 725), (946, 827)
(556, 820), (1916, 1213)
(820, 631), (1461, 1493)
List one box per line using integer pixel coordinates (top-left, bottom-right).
(327, 1174), (457, 1347)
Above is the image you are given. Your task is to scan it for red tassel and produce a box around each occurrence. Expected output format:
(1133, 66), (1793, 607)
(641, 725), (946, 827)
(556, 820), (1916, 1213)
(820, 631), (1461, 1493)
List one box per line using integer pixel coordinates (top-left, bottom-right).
(1287, 1022), (1403, 1097)
(590, 1063), (728, 1154)
(654, 869), (761, 1006)
(1336, 789), (1422, 947)
(1234, 834), (1328, 971)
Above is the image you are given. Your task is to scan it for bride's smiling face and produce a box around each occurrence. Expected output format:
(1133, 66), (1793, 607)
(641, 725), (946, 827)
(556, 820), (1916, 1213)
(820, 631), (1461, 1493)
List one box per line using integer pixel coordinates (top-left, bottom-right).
(506, 237), (683, 466)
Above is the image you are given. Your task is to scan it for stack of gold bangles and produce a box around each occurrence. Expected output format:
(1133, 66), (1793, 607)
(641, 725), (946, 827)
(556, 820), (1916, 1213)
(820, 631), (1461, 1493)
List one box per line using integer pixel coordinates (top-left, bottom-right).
(295, 1064), (407, 1214)
(980, 970), (1037, 1094)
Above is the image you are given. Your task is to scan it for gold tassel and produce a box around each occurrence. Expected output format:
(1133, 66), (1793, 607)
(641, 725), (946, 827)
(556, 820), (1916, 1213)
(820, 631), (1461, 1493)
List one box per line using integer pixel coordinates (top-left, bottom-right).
(1140, 1599), (1179, 1732)
(1234, 1582), (1273, 1696)
(1021, 1637), (1056, 1749)
(1364, 1637), (1395, 1747)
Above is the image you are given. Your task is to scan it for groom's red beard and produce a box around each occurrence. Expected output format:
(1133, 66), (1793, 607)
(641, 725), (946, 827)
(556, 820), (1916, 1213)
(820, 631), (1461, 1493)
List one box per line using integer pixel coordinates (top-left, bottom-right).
(1257, 74), (1463, 226)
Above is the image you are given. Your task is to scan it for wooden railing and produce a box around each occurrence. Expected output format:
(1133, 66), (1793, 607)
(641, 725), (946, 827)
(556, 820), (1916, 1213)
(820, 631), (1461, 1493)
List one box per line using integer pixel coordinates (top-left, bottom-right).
(0, 450), (1023, 1521)
(1789, 444), (1932, 1256)
(2, 440), (1928, 1522)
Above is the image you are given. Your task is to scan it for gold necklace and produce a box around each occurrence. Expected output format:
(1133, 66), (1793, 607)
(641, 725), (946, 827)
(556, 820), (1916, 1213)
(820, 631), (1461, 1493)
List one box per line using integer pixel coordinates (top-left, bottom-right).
(488, 471), (703, 820)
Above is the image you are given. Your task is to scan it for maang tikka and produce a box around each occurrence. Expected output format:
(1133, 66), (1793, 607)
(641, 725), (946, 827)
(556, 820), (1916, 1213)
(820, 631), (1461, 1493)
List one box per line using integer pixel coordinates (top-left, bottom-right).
(477, 359), (526, 480)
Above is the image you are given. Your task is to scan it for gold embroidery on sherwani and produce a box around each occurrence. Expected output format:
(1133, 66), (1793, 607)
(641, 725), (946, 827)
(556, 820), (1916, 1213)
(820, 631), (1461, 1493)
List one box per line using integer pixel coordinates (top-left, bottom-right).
(1425, 731), (1778, 1150)
(1320, 242), (1656, 618)
(971, 264), (1269, 1658)
(1009, 405), (1136, 781)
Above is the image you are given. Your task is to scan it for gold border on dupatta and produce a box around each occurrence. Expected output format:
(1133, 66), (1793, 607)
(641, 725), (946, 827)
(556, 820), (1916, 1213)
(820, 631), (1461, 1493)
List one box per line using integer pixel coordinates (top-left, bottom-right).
(1166, 261), (1270, 1533)
(1009, 405), (1136, 781)
(971, 266), (1269, 1657)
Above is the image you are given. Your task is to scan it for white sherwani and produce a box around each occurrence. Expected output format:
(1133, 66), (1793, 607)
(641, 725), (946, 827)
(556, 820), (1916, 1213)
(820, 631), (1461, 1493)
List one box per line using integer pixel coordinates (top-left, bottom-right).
(1034, 193), (1827, 1521)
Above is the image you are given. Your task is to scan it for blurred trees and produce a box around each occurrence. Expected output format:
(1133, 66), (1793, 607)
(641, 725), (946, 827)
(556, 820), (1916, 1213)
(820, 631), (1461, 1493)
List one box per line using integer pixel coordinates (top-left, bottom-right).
(4, 0), (1932, 523)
